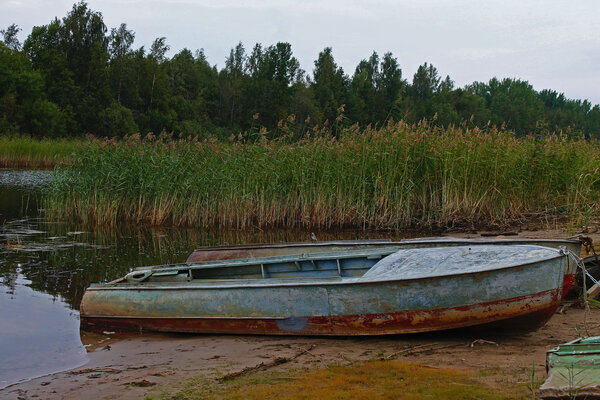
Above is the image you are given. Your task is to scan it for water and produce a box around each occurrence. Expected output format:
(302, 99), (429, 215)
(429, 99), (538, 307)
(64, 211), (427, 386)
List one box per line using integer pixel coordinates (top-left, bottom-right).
(0, 169), (394, 388)
(0, 274), (84, 388)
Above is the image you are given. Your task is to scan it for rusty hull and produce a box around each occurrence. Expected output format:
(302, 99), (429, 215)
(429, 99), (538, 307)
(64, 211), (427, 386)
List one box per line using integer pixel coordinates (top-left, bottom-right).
(82, 291), (561, 335)
(81, 249), (566, 336)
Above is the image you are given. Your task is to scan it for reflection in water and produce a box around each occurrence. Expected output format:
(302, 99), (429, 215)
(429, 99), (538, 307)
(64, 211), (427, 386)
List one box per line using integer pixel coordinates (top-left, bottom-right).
(0, 170), (404, 388)
(0, 274), (87, 389)
(0, 170), (52, 221)
(1, 218), (395, 310)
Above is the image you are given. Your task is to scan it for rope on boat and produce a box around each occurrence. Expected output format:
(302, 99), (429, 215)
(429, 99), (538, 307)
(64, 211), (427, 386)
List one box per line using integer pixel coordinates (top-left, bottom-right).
(586, 269), (600, 288)
(563, 247), (590, 337)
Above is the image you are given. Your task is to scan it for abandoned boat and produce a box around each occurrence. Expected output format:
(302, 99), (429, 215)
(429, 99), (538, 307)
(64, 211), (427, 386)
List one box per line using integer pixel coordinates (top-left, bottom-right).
(80, 245), (569, 335)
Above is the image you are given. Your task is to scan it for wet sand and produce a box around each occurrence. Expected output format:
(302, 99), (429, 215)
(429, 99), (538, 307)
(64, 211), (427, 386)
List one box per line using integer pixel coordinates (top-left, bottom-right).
(3, 307), (599, 400)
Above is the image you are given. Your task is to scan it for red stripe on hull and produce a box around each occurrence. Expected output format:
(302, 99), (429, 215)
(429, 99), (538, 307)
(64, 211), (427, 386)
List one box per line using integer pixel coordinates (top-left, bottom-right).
(81, 289), (561, 336)
(562, 273), (576, 298)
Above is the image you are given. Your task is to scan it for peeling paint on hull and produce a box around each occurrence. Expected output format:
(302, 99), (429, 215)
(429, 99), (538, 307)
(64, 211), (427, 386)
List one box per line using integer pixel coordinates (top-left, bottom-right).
(81, 248), (566, 336)
(540, 336), (600, 399)
(562, 273), (576, 298)
(82, 290), (561, 335)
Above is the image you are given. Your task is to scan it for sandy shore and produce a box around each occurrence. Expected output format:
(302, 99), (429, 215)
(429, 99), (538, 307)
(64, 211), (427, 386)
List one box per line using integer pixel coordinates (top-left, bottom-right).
(3, 230), (600, 399)
(3, 306), (599, 400)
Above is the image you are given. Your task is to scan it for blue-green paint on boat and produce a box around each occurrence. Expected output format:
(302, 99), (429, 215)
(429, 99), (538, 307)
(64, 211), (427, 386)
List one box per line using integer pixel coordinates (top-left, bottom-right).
(80, 245), (568, 336)
(540, 336), (600, 399)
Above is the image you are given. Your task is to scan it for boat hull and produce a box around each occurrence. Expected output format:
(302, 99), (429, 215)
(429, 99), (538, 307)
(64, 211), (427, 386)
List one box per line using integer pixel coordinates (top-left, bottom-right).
(82, 291), (560, 335)
(81, 254), (565, 336)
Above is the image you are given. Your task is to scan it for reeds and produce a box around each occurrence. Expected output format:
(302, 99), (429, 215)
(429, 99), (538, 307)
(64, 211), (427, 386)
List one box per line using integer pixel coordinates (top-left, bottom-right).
(45, 123), (600, 230)
(0, 136), (79, 169)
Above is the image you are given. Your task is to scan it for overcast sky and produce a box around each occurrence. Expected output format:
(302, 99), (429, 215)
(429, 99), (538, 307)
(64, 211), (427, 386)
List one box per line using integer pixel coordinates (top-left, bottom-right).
(2, 0), (599, 104)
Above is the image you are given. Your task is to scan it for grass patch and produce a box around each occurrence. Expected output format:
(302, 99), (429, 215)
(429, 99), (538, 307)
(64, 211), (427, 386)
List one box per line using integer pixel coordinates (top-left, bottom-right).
(159, 361), (530, 400)
(0, 136), (79, 169)
(45, 123), (600, 230)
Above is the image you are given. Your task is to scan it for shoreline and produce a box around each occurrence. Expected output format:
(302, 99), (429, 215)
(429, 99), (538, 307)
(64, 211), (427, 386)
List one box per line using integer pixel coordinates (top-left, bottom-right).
(45, 129), (600, 230)
(0, 161), (62, 170)
(3, 229), (600, 399)
(3, 307), (598, 399)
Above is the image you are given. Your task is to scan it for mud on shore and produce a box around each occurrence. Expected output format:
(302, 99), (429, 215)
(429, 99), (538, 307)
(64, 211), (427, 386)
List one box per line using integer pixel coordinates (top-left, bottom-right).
(3, 306), (598, 400)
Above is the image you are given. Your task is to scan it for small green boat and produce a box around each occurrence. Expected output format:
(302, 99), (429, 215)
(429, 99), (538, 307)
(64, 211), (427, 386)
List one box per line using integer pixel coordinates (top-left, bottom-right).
(540, 336), (600, 399)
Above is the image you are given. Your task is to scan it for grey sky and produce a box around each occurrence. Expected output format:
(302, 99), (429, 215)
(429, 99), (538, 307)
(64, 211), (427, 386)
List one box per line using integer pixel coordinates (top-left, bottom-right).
(2, 0), (599, 104)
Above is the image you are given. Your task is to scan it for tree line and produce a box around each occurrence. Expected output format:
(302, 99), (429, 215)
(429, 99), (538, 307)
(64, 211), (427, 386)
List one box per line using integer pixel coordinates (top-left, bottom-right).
(1, 1), (599, 139)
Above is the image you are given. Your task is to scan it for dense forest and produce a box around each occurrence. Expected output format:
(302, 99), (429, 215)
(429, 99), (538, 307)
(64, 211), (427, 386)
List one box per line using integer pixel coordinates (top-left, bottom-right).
(1, 1), (599, 139)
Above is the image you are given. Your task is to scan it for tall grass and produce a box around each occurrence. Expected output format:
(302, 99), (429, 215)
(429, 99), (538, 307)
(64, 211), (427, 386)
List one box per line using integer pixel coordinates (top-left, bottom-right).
(45, 122), (600, 230)
(0, 136), (79, 168)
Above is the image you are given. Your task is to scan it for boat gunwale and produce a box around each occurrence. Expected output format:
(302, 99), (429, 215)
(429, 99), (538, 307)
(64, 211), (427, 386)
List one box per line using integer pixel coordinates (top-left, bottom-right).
(547, 337), (600, 357)
(135, 247), (401, 273)
(187, 238), (580, 253)
(136, 244), (567, 274)
(87, 250), (567, 291)
(189, 239), (394, 252)
(398, 238), (580, 244)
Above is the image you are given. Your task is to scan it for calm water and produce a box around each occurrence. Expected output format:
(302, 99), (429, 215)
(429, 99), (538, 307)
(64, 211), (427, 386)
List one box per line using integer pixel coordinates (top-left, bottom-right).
(0, 169), (395, 388)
